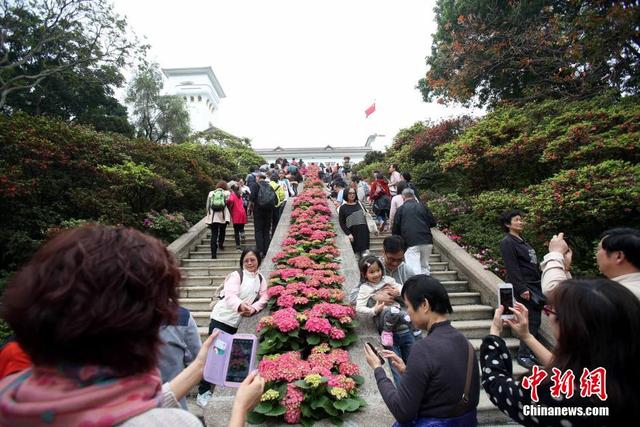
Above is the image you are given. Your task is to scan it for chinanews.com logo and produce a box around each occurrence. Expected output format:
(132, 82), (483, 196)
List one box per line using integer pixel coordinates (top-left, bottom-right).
(521, 366), (609, 417)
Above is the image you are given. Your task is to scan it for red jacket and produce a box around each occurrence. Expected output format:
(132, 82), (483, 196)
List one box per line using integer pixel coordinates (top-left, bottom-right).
(369, 179), (391, 201)
(0, 341), (30, 379)
(227, 192), (247, 225)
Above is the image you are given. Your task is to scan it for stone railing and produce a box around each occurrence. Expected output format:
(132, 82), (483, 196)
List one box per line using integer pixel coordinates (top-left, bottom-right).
(167, 217), (209, 260)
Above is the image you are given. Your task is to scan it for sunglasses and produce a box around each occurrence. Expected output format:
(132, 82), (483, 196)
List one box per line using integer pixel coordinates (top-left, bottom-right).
(543, 305), (557, 316)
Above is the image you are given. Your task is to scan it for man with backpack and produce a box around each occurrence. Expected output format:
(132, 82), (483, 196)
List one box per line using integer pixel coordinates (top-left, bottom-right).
(248, 173), (276, 258)
(205, 182), (231, 259)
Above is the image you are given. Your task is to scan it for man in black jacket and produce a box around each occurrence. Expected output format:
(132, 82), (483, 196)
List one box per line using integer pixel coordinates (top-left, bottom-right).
(499, 210), (543, 370)
(392, 189), (437, 275)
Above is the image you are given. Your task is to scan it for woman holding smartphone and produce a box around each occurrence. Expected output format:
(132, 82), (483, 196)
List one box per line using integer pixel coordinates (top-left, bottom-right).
(363, 275), (480, 426)
(482, 278), (640, 425)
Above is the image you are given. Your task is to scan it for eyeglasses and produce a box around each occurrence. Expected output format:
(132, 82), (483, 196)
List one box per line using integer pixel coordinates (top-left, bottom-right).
(243, 257), (258, 264)
(543, 305), (557, 316)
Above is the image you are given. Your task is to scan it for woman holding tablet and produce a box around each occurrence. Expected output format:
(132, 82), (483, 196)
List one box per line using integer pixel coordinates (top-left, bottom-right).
(0, 225), (264, 427)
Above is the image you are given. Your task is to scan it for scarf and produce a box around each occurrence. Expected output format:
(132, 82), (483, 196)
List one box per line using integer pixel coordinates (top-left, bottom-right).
(0, 365), (163, 427)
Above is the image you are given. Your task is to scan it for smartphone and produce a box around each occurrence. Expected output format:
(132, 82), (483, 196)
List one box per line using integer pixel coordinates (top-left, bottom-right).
(366, 341), (385, 365)
(498, 283), (514, 319)
(203, 330), (258, 387)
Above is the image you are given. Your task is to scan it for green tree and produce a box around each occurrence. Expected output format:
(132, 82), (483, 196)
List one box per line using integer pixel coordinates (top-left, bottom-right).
(0, 0), (141, 134)
(419, 0), (640, 107)
(126, 62), (191, 143)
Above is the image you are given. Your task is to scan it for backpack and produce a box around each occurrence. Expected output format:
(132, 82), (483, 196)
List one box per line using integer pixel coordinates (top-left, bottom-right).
(241, 190), (250, 208)
(373, 194), (391, 215)
(246, 173), (256, 187)
(218, 270), (265, 300)
(270, 181), (286, 207)
(256, 180), (277, 209)
(210, 189), (226, 212)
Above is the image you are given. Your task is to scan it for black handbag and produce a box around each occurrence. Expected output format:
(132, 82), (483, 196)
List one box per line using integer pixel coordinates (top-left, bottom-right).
(528, 282), (546, 309)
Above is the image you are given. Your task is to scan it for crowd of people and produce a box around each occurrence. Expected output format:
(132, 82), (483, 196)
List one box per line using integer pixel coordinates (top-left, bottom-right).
(0, 159), (638, 426)
(337, 163), (639, 425)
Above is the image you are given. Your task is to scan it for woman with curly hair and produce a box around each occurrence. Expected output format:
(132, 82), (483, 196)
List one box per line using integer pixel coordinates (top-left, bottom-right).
(0, 225), (263, 427)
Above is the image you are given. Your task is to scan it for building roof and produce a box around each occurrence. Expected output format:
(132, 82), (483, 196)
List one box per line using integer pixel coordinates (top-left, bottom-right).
(162, 66), (226, 98)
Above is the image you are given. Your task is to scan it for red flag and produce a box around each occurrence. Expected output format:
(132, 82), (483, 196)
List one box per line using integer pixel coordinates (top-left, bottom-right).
(365, 102), (376, 118)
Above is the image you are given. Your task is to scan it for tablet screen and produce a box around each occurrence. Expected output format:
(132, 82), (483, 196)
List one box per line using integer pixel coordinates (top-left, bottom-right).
(225, 338), (253, 383)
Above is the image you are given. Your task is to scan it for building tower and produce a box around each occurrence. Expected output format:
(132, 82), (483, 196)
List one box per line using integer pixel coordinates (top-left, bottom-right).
(162, 67), (226, 133)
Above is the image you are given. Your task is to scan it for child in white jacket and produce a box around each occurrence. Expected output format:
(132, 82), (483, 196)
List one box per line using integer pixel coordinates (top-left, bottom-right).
(355, 255), (414, 348)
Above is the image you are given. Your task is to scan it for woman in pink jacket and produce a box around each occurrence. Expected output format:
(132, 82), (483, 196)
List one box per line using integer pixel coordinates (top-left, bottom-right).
(228, 183), (248, 250)
(197, 247), (268, 407)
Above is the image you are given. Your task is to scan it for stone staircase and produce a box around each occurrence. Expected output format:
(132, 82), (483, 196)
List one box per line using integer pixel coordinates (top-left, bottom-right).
(174, 202), (524, 425)
(178, 224), (259, 341)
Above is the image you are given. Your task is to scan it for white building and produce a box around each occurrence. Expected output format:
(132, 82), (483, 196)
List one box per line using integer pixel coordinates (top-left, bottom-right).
(255, 134), (380, 166)
(162, 67), (226, 133)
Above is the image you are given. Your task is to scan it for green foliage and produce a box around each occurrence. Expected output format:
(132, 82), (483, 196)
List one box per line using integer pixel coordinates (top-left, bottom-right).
(420, 0), (640, 107)
(0, 0), (142, 135)
(352, 161), (385, 181)
(126, 62), (191, 143)
(371, 94), (638, 277)
(195, 129), (265, 174)
(0, 112), (261, 272)
(437, 94), (640, 192)
(142, 210), (191, 244)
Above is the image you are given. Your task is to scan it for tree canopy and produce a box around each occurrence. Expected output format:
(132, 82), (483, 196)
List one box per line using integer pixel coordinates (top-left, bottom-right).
(419, 0), (640, 107)
(126, 62), (191, 143)
(0, 0), (143, 134)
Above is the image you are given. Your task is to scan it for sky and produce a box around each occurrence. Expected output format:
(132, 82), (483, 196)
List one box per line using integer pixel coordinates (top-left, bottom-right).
(112, 0), (477, 151)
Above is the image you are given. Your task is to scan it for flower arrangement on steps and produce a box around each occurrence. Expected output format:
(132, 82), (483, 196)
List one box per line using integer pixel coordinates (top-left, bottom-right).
(248, 167), (366, 426)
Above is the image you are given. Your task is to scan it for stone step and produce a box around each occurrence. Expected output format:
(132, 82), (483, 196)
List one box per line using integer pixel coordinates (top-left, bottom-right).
(430, 270), (459, 282)
(194, 311), (215, 327)
(195, 244), (257, 252)
(427, 261), (448, 271)
(449, 291), (482, 305)
(181, 258), (242, 268)
(183, 257), (242, 268)
(180, 297), (214, 311)
(180, 266), (240, 277)
(187, 250), (254, 259)
(181, 276), (228, 286)
(201, 233), (256, 242)
(452, 319), (505, 339)
(450, 304), (496, 321)
(183, 252), (250, 262)
(179, 286), (221, 298)
(441, 280), (471, 293)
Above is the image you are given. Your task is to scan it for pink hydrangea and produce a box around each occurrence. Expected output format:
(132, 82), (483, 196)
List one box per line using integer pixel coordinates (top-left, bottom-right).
(307, 303), (354, 320)
(329, 326), (346, 340)
(328, 374), (357, 391)
(258, 352), (310, 382)
(282, 384), (304, 424)
(338, 361), (359, 376)
(272, 308), (300, 332)
(288, 255), (314, 269)
(267, 285), (286, 298)
(303, 317), (332, 334)
(294, 296), (309, 306)
(276, 294), (296, 308)
(330, 349), (350, 365)
(282, 238), (297, 246)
